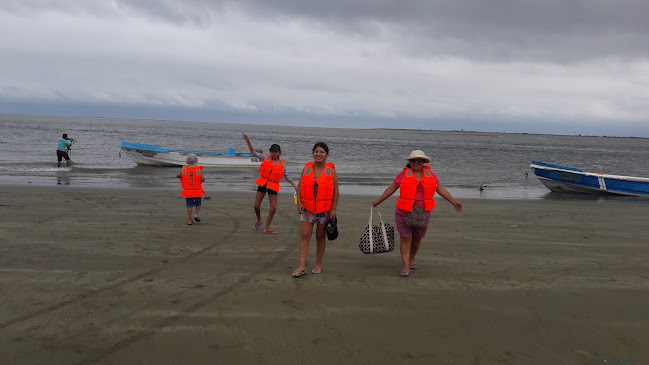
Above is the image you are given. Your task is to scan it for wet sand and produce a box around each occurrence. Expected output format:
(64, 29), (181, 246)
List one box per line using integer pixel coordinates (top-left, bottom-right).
(1, 185), (648, 364)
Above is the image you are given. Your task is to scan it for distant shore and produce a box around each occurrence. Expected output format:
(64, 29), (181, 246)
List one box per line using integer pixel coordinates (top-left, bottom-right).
(3, 113), (648, 139)
(1, 185), (648, 364)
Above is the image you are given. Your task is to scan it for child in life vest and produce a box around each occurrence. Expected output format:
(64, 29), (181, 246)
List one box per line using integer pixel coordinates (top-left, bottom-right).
(243, 133), (298, 234)
(176, 154), (205, 225)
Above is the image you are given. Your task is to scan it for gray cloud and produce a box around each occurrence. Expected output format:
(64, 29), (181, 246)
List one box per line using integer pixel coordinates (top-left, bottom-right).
(0, 0), (648, 136)
(114, 0), (649, 62)
(5, 0), (649, 64)
(6, 0), (649, 61)
(242, 0), (649, 62)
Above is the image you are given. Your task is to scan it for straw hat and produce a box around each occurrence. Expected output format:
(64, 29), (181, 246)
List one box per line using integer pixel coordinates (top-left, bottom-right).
(404, 150), (431, 163)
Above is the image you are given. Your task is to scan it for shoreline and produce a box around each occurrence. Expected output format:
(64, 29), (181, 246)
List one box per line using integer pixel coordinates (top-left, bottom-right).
(2, 179), (648, 203)
(1, 184), (648, 364)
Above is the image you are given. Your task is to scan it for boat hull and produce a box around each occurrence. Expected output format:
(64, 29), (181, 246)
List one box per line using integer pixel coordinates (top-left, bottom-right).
(121, 142), (261, 168)
(530, 161), (649, 197)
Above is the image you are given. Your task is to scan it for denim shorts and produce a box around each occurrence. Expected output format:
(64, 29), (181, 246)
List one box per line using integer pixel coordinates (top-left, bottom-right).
(300, 207), (328, 224)
(185, 197), (202, 207)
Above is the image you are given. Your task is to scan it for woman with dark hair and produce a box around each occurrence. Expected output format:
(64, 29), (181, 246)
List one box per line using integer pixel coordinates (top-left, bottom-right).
(243, 133), (298, 234)
(372, 150), (462, 277)
(292, 142), (339, 277)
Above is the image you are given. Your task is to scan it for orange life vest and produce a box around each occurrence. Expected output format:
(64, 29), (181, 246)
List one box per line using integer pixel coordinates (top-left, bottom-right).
(396, 166), (437, 212)
(255, 156), (285, 191)
(300, 161), (335, 214)
(180, 166), (204, 198)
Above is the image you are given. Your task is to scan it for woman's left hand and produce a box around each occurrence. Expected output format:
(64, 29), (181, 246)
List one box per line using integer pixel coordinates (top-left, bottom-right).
(452, 201), (463, 212)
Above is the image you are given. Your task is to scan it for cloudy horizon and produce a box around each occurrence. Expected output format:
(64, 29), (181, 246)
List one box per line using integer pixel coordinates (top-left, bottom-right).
(1, 0), (648, 137)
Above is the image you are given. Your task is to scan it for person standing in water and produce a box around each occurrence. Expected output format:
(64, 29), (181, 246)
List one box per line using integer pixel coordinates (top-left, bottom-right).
(56, 133), (74, 167)
(243, 133), (298, 234)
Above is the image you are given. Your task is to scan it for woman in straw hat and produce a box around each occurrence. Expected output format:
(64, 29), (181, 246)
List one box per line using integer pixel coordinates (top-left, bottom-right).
(372, 150), (462, 277)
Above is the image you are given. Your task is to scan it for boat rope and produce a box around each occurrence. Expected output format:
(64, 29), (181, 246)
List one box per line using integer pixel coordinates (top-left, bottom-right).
(479, 170), (531, 190)
(112, 150), (122, 162)
(101, 150), (122, 164)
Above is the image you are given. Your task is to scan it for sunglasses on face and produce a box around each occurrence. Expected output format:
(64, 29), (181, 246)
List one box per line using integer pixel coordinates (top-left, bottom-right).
(410, 159), (426, 163)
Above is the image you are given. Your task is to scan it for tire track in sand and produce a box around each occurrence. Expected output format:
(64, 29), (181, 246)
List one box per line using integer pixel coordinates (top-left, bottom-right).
(75, 208), (300, 365)
(0, 206), (240, 329)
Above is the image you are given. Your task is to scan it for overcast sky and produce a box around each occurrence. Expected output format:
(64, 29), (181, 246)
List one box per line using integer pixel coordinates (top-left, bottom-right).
(1, 0), (649, 136)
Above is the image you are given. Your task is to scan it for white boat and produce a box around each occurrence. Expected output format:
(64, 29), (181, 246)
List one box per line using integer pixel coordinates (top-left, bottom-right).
(120, 141), (261, 168)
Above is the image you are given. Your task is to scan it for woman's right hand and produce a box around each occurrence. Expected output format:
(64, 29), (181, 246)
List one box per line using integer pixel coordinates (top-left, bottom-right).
(371, 200), (380, 207)
(243, 133), (249, 142)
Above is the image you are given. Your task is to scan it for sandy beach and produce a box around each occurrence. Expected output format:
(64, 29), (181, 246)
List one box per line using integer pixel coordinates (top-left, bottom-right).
(1, 184), (648, 364)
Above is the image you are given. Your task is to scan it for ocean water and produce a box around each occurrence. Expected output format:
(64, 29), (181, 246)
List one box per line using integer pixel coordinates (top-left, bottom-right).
(2, 115), (649, 201)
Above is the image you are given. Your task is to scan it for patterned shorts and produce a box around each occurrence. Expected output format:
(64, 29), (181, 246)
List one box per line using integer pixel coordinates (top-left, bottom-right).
(300, 208), (328, 224)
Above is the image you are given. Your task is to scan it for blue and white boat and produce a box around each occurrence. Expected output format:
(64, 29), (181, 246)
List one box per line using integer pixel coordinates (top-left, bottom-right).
(121, 141), (261, 168)
(530, 161), (649, 196)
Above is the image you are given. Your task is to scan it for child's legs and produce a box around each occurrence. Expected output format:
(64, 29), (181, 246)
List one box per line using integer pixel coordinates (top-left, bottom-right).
(254, 190), (266, 222)
(265, 193), (278, 230)
(194, 198), (202, 217)
(185, 198), (195, 222)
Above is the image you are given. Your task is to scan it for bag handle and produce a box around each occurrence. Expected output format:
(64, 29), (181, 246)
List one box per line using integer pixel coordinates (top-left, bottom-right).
(368, 206), (390, 253)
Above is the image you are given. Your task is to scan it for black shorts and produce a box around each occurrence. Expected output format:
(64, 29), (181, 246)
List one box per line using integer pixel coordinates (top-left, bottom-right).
(257, 185), (278, 195)
(57, 150), (70, 161)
